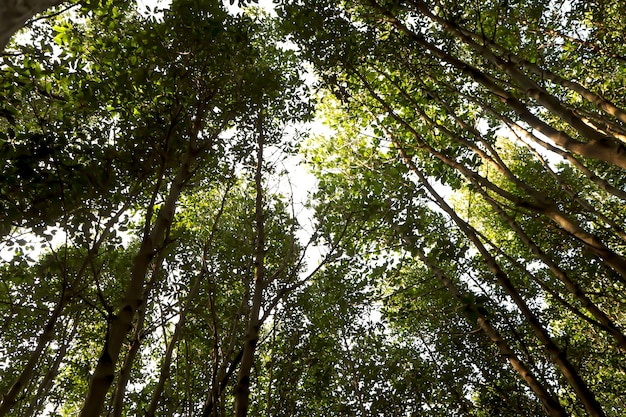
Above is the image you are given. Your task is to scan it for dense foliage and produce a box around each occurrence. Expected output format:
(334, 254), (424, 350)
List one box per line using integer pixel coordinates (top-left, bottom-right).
(1, 0), (625, 416)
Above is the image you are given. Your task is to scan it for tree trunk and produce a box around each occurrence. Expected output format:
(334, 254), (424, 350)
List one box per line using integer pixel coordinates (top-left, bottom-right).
(0, 0), (65, 51)
(479, 193), (626, 350)
(408, 0), (626, 126)
(233, 113), (266, 417)
(403, 152), (606, 417)
(145, 266), (208, 417)
(22, 315), (77, 417)
(365, 0), (626, 170)
(110, 258), (163, 417)
(79, 145), (200, 417)
(78, 102), (237, 416)
(355, 68), (626, 281)
(413, 246), (568, 417)
(0, 291), (67, 417)
(202, 349), (244, 417)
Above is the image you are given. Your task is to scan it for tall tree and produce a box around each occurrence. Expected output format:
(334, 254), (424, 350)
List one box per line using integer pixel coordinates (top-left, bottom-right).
(0, 0), (66, 51)
(1, 0), (312, 415)
(3, 0), (626, 415)
(280, 0), (626, 409)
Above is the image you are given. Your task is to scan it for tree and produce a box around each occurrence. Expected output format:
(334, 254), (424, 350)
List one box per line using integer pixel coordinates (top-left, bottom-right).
(1, 1), (314, 415)
(280, 0), (626, 413)
(2, 0), (626, 415)
(0, 0), (66, 51)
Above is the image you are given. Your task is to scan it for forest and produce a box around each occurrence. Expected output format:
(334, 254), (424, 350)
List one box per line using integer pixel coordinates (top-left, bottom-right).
(0, 0), (625, 416)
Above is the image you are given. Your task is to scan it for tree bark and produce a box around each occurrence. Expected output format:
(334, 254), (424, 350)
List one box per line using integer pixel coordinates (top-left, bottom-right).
(401, 151), (606, 417)
(144, 265), (208, 417)
(233, 112), (266, 417)
(0, 0), (65, 51)
(478, 194), (626, 350)
(110, 257), (163, 417)
(412, 246), (568, 417)
(408, 0), (626, 126)
(202, 349), (244, 417)
(365, 0), (626, 170)
(0, 283), (75, 417)
(23, 315), (77, 417)
(443, 80), (626, 202)
(79, 148), (197, 417)
(78, 100), (237, 415)
(354, 68), (626, 281)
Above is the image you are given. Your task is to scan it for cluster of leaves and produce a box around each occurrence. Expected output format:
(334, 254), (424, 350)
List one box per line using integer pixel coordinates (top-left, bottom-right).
(2, 0), (626, 416)
(277, 0), (626, 415)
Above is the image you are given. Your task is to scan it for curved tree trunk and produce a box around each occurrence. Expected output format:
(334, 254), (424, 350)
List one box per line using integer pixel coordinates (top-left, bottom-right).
(78, 101), (237, 416)
(144, 267), (207, 417)
(23, 315), (78, 417)
(78, 148), (197, 417)
(355, 68), (626, 281)
(144, 183), (232, 417)
(233, 112), (266, 417)
(401, 150), (606, 417)
(0, 0), (66, 51)
(110, 258), (163, 417)
(0, 295), (65, 417)
(365, 0), (626, 170)
(0, 201), (131, 417)
(408, 0), (626, 126)
(412, 245), (568, 417)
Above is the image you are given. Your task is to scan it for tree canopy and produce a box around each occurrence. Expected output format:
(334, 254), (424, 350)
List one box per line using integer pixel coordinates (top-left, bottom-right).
(1, 0), (626, 416)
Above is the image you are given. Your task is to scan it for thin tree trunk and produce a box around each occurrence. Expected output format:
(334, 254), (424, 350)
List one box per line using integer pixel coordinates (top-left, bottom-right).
(144, 265), (208, 417)
(109, 257), (164, 417)
(22, 314), (78, 417)
(202, 349), (244, 417)
(264, 323), (276, 417)
(0, 292), (65, 417)
(401, 151), (606, 417)
(0, 203), (129, 417)
(378, 67), (626, 346)
(109, 315), (144, 417)
(356, 77), (604, 410)
(372, 65), (626, 322)
(412, 245), (568, 417)
(391, 54), (626, 203)
(408, 0), (626, 126)
(205, 281), (223, 417)
(103, 183), (168, 417)
(443, 79), (626, 202)
(0, 0), (64, 51)
(79, 150), (195, 417)
(202, 292), (250, 417)
(356, 68), (626, 281)
(233, 112), (266, 417)
(477, 186), (626, 348)
(365, 0), (626, 170)
(379, 65), (626, 239)
(79, 104), (236, 416)
(515, 131), (626, 243)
